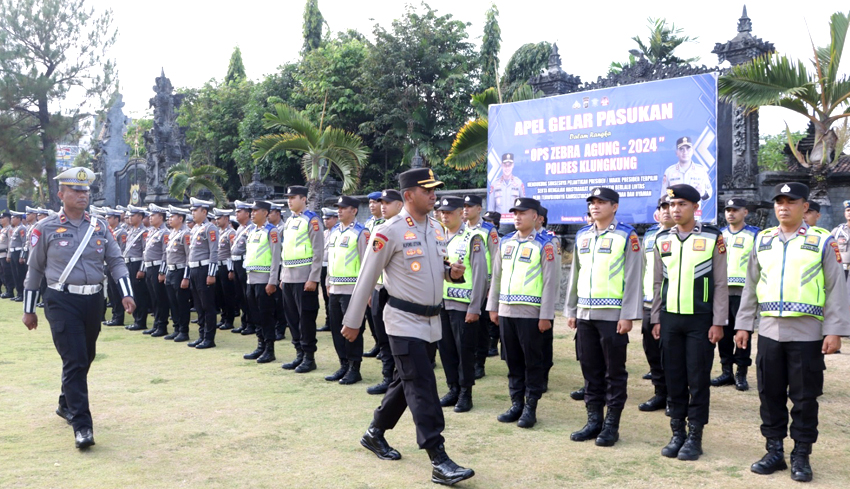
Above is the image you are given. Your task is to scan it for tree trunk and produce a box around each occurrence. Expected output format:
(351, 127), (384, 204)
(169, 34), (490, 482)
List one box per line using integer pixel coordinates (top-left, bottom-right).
(307, 178), (322, 212)
(38, 97), (59, 210)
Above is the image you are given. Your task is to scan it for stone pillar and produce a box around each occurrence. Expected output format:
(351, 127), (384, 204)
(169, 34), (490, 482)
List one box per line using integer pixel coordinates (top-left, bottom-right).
(92, 95), (131, 206)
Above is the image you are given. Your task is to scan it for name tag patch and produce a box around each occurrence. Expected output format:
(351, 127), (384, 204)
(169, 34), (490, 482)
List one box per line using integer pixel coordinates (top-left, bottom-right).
(801, 235), (821, 252)
(519, 247), (533, 263)
(733, 236), (745, 248)
(598, 237), (613, 254)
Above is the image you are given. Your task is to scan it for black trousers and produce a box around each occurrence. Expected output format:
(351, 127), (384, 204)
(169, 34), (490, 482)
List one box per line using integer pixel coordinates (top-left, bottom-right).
(371, 287), (395, 378)
(329, 293), (365, 363)
(577, 319), (629, 409)
(320, 266), (329, 325)
(145, 265), (170, 330)
(373, 335), (445, 449)
(10, 250), (25, 298)
(660, 311), (714, 424)
(106, 274), (125, 323)
(439, 309), (478, 388)
(282, 282), (319, 353)
(0, 257), (11, 295)
(126, 261), (150, 328)
(716, 295), (751, 367)
(232, 259), (251, 328)
(246, 283), (277, 342)
(166, 269), (191, 333)
(215, 265), (238, 323)
(44, 288), (103, 432)
(189, 267), (217, 340)
(475, 301), (491, 366)
(500, 316), (546, 400)
(642, 307), (665, 390)
(273, 286), (287, 335)
(757, 336), (824, 443)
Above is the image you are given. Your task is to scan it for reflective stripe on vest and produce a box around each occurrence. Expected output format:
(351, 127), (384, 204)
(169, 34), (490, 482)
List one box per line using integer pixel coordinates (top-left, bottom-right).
(443, 226), (475, 303)
(470, 223), (493, 279)
(282, 214), (313, 267)
(498, 235), (545, 306)
(328, 225), (363, 285)
(755, 228), (827, 319)
(658, 228), (718, 315)
(244, 226), (272, 272)
(575, 225), (629, 309)
(723, 226), (757, 286)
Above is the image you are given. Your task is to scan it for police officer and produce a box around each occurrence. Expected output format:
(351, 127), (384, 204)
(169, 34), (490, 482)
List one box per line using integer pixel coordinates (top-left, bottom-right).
(341, 168), (474, 486)
(325, 195), (371, 384)
(8, 210), (27, 301)
(735, 182), (850, 482)
(535, 206), (558, 391)
(712, 198), (759, 390)
(437, 196), (487, 413)
(803, 201), (822, 228)
(362, 191), (385, 357)
(123, 205), (150, 331)
(651, 184), (728, 461)
(268, 202), (288, 340)
(22, 167), (136, 449)
(638, 196), (673, 412)
(141, 204), (170, 337)
(565, 187), (642, 446)
(241, 201), (282, 364)
(186, 197), (220, 349)
(489, 153), (525, 215)
(163, 206), (192, 342)
(830, 200), (850, 277)
(482, 211), (501, 232)
(213, 208), (238, 330)
(230, 200), (255, 335)
(0, 211), (11, 298)
(318, 207), (339, 332)
(366, 189), (404, 396)
(103, 208), (128, 326)
(488, 197), (560, 429)
(279, 186), (324, 373)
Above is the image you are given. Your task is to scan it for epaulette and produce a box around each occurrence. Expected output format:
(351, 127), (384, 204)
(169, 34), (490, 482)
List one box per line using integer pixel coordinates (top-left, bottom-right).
(811, 226), (830, 235)
(534, 230), (553, 245)
(744, 224), (762, 234)
(303, 209), (318, 220)
(263, 223), (275, 231)
(699, 224), (722, 236)
(616, 222), (636, 234)
(503, 230), (517, 240)
(479, 221), (495, 233)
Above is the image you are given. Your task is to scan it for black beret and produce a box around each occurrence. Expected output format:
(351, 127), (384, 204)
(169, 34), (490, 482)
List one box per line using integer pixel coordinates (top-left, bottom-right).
(587, 187), (619, 204)
(509, 197), (541, 214)
(666, 184), (701, 203)
(398, 168), (444, 190)
(771, 182), (809, 201)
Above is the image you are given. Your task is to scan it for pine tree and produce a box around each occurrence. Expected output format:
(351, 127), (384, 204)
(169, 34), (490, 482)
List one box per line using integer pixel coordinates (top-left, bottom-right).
(302, 0), (324, 55)
(479, 4), (501, 91)
(225, 46), (246, 85)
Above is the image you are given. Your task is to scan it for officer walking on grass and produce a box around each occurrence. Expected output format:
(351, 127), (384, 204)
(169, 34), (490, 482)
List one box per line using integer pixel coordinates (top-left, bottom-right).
(22, 167), (136, 449)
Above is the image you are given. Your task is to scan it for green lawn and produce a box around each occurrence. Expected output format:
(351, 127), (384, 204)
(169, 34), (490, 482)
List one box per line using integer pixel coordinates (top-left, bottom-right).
(1, 298), (849, 488)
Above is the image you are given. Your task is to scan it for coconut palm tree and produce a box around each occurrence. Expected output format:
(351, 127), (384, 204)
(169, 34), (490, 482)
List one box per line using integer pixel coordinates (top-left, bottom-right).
(166, 161), (228, 204)
(252, 103), (369, 211)
(609, 17), (700, 74)
(718, 11), (850, 201)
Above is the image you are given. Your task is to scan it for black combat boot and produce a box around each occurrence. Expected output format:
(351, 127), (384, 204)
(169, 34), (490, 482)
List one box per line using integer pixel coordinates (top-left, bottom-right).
(363, 345), (380, 358)
(173, 325), (189, 342)
(570, 403), (604, 441)
(497, 396), (524, 423)
(218, 321), (234, 330)
(187, 327), (205, 347)
(710, 365), (734, 387)
(474, 362), (485, 380)
(488, 337), (498, 357)
(231, 324), (244, 334)
(661, 419), (687, 458)
(517, 397), (538, 428)
(677, 421), (704, 461)
(367, 377), (392, 395)
(638, 386), (667, 412)
(244, 339), (265, 360)
(281, 349), (304, 370)
(454, 387), (473, 413)
(339, 361), (362, 385)
(142, 327), (156, 335)
(325, 361), (349, 381)
(295, 352), (317, 373)
(241, 325), (256, 335)
(569, 386), (585, 401)
(360, 421), (401, 460)
(150, 327), (168, 337)
(426, 444), (475, 486)
(595, 407), (623, 446)
(790, 441), (813, 482)
(751, 438), (787, 474)
(439, 385), (460, 407)
(256, 340), (276, 364)
(163, 328), (179, 340)
(735, 365), (749, 391)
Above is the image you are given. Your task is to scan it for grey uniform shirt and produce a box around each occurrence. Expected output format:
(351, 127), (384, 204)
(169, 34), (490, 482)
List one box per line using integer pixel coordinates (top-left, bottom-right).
(467, 217), (500, 280)
(143, 224), (169, 264)
(10, 223), (26, 250)
(25, 210), (129, 289)
(326, 221), (370, 296)
(280, 211), (324, 284)
(123, 225), (148, 260)
(165, 225), (190, 269)
(246, 222), (282, 286)
(0, 225), (8, 254)
(830, 223), (850, 268)
(188, 221), (220, 275)
(650, 223), (729, 325)
(443, 224), (488, 314)
(736, 225), (850, 341)
(230, 222), (254, 258)
(486, 228), (561, 321)
(112, 225), (128, 254)
(218, 227), (234, 270)
(565, 219), (643, 321)
(342, 208), (456, 343)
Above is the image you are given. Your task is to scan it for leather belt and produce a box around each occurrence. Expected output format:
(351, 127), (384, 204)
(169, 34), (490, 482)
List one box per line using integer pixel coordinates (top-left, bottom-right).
(48, 283), (103, 295)
(189, 259), (210, 268)
(144, 260), (163, 268)
(387, 296), (442, 317)
(167, 264), (186, 271)
(124, 257), (142, 263)
(231, 254), (243, 261)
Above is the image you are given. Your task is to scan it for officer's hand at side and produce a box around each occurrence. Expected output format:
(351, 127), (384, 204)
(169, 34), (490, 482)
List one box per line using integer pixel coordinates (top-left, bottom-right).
(341, 325), (360, 342)
(823, 335), (842, 354)
(367, 295), (372, 308)
(206, 275), (216, 286)
(228, 271), (235, 281)
(538, 319), (552, 332)
(265, 284), (276, 296)
(180, 278), (189, 289)
(136, 270), (145, 279)
(158, 273), (165, 283)
(652, 323), (661, 340)
(567, 317), (577, 330)
(616, 319), (632, 335)
(19, 257), (24, 264)
(465, 312), (479, 323)
(122, 297), (137, 314)
(708, 325), (724, 344)
(22, 312), (37, 330)
(489, 311), (498, 324)
(450, 259), (465, 280)
(734, 330), (749, 350)
(304, 281), (317, 292)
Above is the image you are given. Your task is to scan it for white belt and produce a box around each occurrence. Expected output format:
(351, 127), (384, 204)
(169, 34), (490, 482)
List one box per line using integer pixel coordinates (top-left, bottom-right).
(189, 259), (210, 268)
(124, 257), (142, 263)
(231, 254), (243, 261)
(144, 260), (163, 268)
(48, 283), (103, 295)
(167, 264), (186, 271)
(10, 247), (22, 252)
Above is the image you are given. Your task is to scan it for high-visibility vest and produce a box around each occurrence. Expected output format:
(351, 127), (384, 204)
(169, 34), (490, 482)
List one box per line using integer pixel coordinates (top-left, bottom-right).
(282, 210), (319, 267)
(244, 223), (275, 272)
(443, 225), (476, 302)
(469, 221), (497, 278)
(657, 225), (721, 315)
(643, 225), (660, 303)
(722, 225), (759, 286)
(575, 222), (635, 309)
(498, 230), (553, 306)
(366, 217), (386, 286)
(327, 222), (366, 285)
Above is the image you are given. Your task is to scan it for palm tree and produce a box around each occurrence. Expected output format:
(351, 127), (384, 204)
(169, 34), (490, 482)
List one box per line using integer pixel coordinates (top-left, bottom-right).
(166, 161), (228, 204)
(718, 11), (850, 202)
(609, 17), (699, 74)
(252, 103), (369, 210)
(445, 84), (539, 170)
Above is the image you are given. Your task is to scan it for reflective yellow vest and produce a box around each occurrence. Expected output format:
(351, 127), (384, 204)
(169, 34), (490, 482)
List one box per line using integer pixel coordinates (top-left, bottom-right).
(469, 221), (497, 279)
(327, 222), (366, 285)
(245, 223), (274, 272)
(282, 210), (319, 267)
(722, 225), (759, 286)
(444, 225), (475, 303)
(498, 230), (552, 306)
(657, 225), (721, 315)
(576, 222), (635, 309)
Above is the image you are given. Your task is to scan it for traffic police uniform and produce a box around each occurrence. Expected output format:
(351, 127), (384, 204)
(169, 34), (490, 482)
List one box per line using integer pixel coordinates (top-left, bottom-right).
(362, 191), (385, 357)
(736, 182), (850, 482)
(319, 206), (338, 331)
(186, 197), (220, 349)
(487, 197), (560, 429)
(23, 167), (133, 448)
(242, 201), (282, 364)
(0, 211), (11, 297)
(279, 186), (324, 373)
(651, 184), (728, 460)
(123, 205), (150, 331)
(713, 198), (759, 389)
(565, 187), (642, 445)
(213, 208), (239, 330)
(9, 211), (27, 301)
(143, 204), (171, 336)
(829, 201), (850, 277)
(325, 195), (371, 384)
(229, 200), (255, 334)
(488, 153), (525, 215)
(270, 203), (288, 340)
(104, 208), (129, 325)
(163, 206), (192, 342)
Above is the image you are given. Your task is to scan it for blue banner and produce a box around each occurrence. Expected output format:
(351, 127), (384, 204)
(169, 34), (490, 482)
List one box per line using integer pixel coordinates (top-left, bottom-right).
(487, 73), (718, 224)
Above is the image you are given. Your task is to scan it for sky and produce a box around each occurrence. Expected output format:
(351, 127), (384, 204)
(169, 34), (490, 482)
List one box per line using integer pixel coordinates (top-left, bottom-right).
(86, 0), (848, 138)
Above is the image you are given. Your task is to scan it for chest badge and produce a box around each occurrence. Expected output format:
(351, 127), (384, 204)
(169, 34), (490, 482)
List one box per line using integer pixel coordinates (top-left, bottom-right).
(660, 241), (671, 253)
(404, 231), (417, 241)
(693, 239), (706, 251)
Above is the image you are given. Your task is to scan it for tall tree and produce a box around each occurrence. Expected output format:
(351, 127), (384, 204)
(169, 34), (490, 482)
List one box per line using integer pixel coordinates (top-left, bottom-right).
(0, 0), (116, 208)
(501, 42), (551, 100)
(302, 0), (324, 55)
(166, 161), (227, 204)
(609, 17), (699, 74)
(479, 4), (501, 91)
(225, 46), (247, 85)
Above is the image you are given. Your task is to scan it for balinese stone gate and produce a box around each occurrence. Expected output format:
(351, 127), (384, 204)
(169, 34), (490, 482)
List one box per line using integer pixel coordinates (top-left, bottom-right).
(144, 69), (191, 204)
(92, 95), (131, 207)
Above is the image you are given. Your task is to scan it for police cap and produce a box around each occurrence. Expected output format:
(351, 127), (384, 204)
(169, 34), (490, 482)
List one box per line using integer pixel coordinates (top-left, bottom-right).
(586, 187), (619, 204)
(676, 136), (693, 148)
(509, 197), (541, 214)
(321, 207), (338, 218)
(252, 201), (272, 212)
(189, 197), (214, 210)
(807, 201), (821, 213)
(377, 189), (402, 203)
(283, 185), (308, 197)
(398, 168), (444, 190)
(439, 196), (464, 212)
(771, 182), (809, 201)
(367, 191), (382, 201)
(724, 198), (747, 210)
(335, 196), (360, 208)
(463, 195), (483, 206)
(55, 167), (96, 191)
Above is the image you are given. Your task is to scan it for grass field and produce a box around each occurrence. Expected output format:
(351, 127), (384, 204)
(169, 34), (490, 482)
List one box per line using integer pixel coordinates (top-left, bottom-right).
(1, 297), (849, 488)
